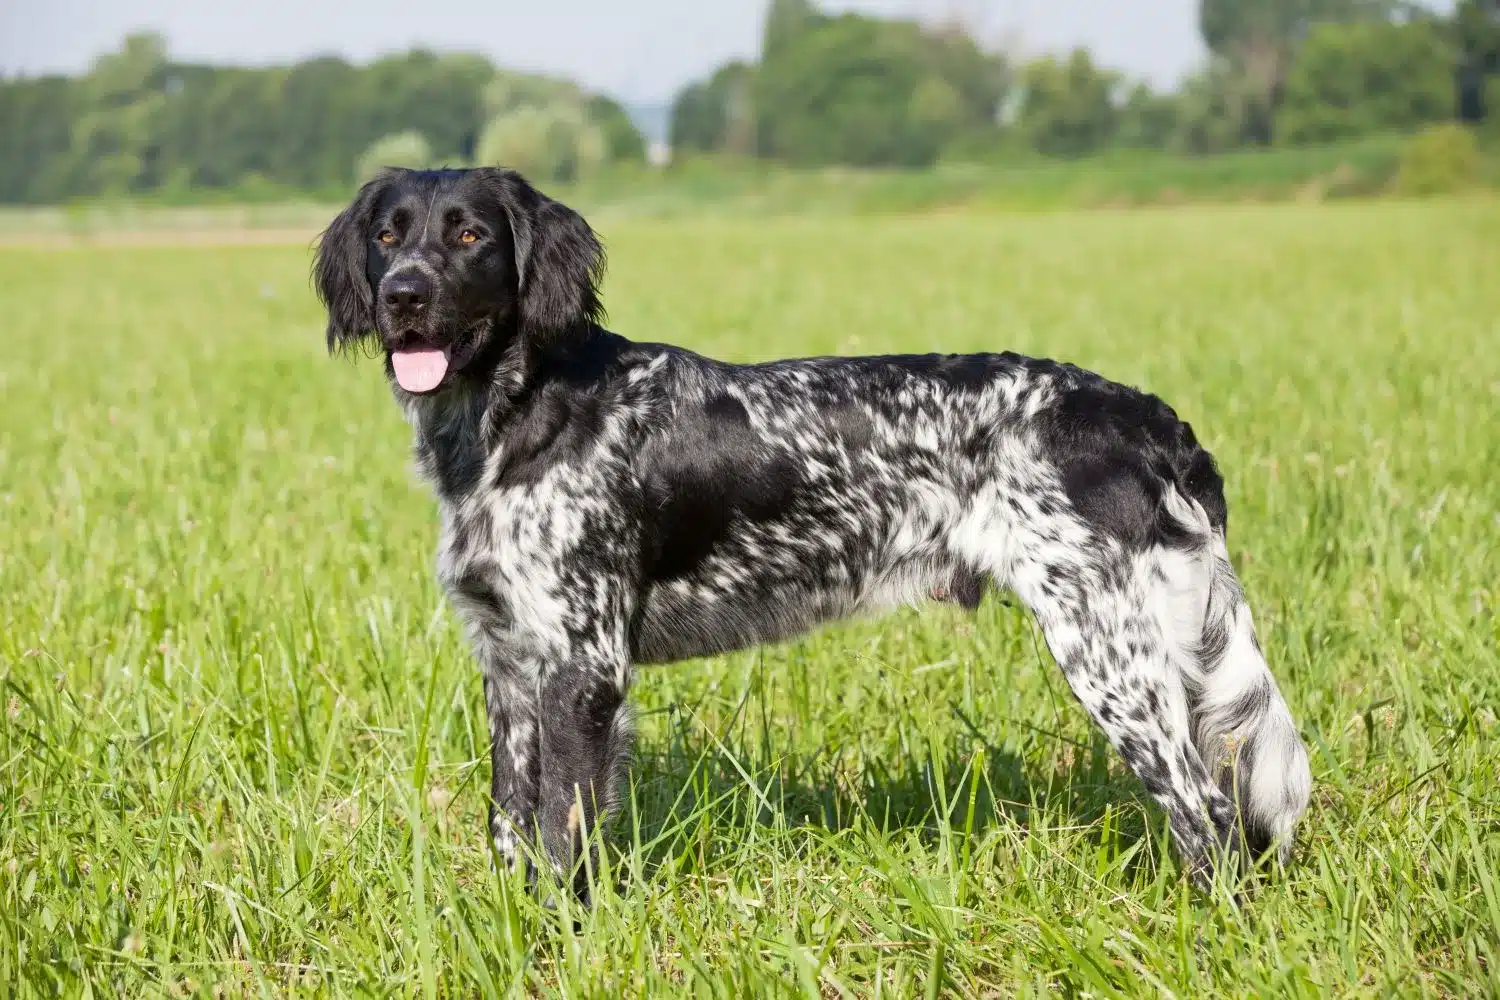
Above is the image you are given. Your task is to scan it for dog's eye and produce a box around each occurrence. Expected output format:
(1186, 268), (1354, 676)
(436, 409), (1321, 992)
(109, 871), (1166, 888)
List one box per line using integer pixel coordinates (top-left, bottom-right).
(377, 231), (396, 245)
(459, 230), (479, 244)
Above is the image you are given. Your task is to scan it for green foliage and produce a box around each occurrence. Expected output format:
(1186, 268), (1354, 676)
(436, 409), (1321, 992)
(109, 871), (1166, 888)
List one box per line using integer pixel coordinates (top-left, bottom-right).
(1172, 63), (1254, 153)
(477, 104), (608, 183)
(1456, 0), (1500, 123)
(477, 71), (641, 178)
(1278, 20), (1455, 144)
(754, 15), (940, 166)
(63, 33), (171, 195)
(669, 0), (1005, 167)
(762, 0), (823, 60)
(1394, 122), (1482, 193)
(1455, 0), (1500, 73)
(669, 61), (758, 156)
(3, 200), (1500, 995)
(1199, 0), (1403, 57)
(0, 76), (78, 202)
(1197, 0), (1410, 145)
(1117, 84), (1180, 149)
(587, 95), (648, 164)
(0, 36), (645, 203)
(1015, 49), (1121, 157)
(752, 12), (1005, 167)
(356, 131), (435, 182)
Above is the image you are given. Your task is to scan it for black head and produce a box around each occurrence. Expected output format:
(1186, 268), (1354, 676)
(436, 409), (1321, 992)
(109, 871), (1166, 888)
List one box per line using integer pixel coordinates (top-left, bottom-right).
(313, 167), (605, 395)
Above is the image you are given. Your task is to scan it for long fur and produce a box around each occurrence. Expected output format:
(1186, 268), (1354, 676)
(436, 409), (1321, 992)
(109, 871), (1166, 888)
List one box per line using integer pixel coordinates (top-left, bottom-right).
(313, 167), (1311, 898)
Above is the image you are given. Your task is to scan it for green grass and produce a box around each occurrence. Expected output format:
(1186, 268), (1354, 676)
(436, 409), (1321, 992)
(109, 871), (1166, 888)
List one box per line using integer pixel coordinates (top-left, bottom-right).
(2, 199), (1498, 997)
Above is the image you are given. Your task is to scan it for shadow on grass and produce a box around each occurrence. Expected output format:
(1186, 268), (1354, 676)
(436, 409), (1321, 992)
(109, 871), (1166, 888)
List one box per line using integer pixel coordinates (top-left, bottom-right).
(615, 695), (1161, 883)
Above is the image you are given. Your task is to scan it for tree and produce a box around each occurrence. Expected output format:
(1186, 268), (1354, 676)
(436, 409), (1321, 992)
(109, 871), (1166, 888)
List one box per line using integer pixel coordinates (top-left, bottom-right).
(1172, 63), (1252, 153)
(1277, 19), (1455, 143)
(357, 131), (434, 182)
(1198, 0), (1402, 143)
(920, 23), (1010, 130)
(481, 69), (645, 168)
(1117, 83), (1180, 149)
(668, 61), (757, 155)
(363, 50), (494, 166)
(763, 0), (823, 60)
(64, 32), (171, 194)
(271, 57), (365, 188)
(0, 32), (645, 202)
(754, 15), (942, 166)
(0, 76), (76, 202)
(1015, 49), (1121, 157)
(587, 95), (648, 163)
(1455, 0), (1500, 122)
(753, 12), (1005, 167)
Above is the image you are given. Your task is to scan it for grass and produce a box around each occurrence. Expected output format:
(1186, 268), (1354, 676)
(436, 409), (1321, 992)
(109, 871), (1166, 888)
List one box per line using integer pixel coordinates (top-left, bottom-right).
(1, 198), (1498, 997)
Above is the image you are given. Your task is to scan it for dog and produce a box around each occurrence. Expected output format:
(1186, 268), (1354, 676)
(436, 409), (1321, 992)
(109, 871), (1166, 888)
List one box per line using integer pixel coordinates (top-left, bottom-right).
(313, 167), (1311, 899)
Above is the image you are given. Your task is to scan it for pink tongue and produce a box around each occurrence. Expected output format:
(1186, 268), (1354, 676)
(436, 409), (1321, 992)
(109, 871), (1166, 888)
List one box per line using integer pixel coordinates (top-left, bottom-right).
(391, 349), (449, 393)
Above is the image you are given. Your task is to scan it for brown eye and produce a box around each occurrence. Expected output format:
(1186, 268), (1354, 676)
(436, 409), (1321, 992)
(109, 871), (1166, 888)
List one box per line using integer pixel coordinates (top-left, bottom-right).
(378, 231), (396, 245)
(459, 229), (479, 244)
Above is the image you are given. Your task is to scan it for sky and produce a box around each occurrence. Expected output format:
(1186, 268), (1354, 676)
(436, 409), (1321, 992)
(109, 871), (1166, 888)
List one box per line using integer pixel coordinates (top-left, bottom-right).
(0, 0), (1217, 105)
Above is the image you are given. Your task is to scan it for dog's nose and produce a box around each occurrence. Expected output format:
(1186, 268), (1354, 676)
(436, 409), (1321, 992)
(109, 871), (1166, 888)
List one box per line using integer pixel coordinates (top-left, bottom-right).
(383, 274), (430, 312)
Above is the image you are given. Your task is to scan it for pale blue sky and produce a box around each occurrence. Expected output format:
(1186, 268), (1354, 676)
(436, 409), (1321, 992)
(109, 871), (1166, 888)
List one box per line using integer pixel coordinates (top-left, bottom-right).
(0, 0), (1456, 106)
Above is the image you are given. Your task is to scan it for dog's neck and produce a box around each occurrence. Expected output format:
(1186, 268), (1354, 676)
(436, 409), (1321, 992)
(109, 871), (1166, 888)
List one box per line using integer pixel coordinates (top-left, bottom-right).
(398, 330), (533, 504)
(397, 325), (598, 505)
(401, 378), (497, 505)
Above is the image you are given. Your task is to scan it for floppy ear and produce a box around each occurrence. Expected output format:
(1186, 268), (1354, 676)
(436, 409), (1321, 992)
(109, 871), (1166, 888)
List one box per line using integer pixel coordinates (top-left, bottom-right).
(480, 168), (605, 348)
(313, 174), (390, 354)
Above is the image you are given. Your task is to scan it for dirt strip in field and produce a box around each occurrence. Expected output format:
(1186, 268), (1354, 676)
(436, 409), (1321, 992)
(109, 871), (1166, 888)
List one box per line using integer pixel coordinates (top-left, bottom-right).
(0, 228), (323, 249)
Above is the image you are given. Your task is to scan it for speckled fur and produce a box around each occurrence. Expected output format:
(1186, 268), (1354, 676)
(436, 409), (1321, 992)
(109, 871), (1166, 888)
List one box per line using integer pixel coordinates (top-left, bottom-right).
(315, 167), (1311, 900)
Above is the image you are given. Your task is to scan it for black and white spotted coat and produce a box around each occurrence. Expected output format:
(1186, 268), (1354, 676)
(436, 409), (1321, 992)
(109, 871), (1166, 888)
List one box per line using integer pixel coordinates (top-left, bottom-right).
(314, 167), (1311, 900)
(406, 334), (1310, 894)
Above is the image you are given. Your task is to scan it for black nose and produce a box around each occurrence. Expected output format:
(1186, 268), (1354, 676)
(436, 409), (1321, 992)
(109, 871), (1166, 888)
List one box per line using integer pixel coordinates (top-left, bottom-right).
(383, 274), (430, 312)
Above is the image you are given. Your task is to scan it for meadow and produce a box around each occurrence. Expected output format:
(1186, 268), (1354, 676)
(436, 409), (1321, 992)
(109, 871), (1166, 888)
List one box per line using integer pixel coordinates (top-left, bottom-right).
(2, 198), (1498, 997)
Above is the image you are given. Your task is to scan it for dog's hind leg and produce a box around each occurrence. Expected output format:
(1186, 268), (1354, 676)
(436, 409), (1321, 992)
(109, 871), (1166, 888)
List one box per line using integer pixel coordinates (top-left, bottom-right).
(1013, 542), (1241, 883)
(994, 479), (1310, 882)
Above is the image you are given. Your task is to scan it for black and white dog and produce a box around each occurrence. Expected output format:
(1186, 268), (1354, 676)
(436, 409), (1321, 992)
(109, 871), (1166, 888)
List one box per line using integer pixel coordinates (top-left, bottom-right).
(314, 167), (1311, 898)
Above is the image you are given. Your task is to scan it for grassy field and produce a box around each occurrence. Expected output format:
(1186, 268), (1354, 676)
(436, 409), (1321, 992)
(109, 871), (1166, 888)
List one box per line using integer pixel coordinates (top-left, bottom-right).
(2, 199), (1498, 997)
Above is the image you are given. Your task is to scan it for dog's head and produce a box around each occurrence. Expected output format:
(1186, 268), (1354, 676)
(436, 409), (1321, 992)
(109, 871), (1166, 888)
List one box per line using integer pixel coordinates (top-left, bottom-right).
(313, 167), (604, 394)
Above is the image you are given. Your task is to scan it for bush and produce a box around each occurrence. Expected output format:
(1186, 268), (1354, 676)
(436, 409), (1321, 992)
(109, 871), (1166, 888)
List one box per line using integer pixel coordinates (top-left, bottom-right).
(1277, 20), (1455, 146)
(355, 131), (433, 182)
(1015, 49), (1121, 158)
(476, 104), (607, 183)
(1394, 123), (1482, 196)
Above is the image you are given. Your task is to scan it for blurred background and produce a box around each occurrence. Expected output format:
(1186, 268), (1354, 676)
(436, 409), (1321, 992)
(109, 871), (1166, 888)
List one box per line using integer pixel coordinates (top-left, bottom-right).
(0, 0), (1496, 219)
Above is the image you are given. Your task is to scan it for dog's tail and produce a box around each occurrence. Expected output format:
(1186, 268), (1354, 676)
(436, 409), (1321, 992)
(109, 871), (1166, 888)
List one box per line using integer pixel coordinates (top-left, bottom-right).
(1158, 488), (1312, 864)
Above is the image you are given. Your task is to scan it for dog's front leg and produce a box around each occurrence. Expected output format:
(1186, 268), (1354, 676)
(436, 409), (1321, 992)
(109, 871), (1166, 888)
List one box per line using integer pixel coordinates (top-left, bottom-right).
(535, 647), (633, 903)
(476, 639), (543, 872)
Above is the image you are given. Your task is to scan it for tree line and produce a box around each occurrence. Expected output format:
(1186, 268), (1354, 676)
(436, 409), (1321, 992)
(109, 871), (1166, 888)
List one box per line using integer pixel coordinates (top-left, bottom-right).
(672, 0), (1500, 165)
(2, 3), (1496, 204)
(0, 34), (647, 204)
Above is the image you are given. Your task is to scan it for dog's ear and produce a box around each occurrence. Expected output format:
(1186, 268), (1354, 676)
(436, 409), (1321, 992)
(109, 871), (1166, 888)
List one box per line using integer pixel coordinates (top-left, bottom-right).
(479, 168), (605, 348)
(314, 174), (390, 354)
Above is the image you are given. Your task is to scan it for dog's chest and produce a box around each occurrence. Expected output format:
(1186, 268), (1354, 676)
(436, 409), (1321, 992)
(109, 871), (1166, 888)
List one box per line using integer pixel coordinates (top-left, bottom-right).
(431, 481), (606, 659)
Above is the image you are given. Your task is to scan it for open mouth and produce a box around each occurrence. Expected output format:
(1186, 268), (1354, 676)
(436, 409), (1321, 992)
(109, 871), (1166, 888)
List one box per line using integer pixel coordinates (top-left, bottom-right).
(387, 323), (487, 394)
(390, 338), (450, 394)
